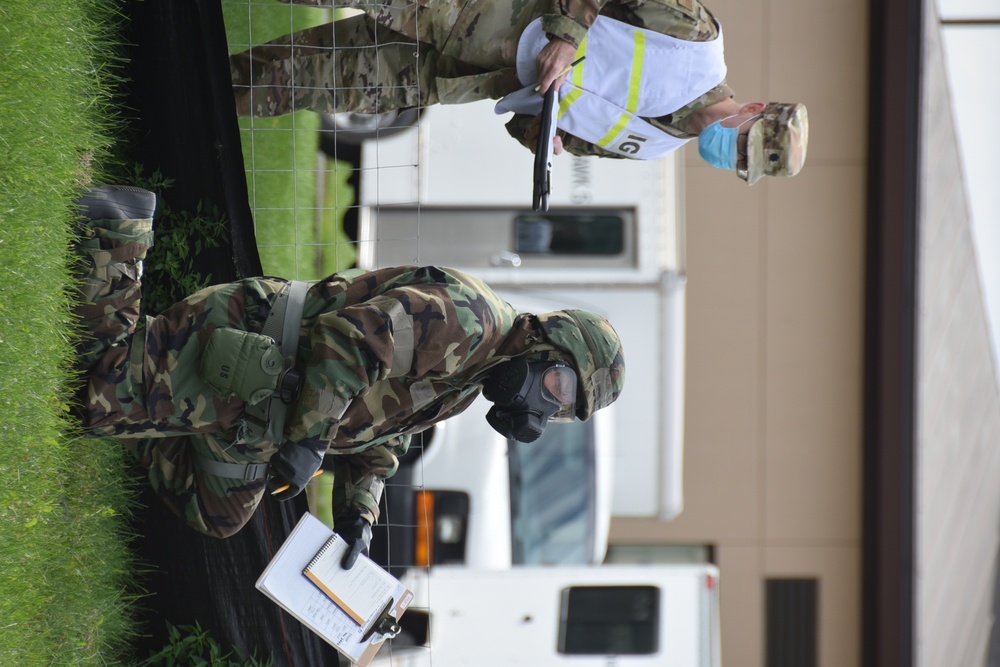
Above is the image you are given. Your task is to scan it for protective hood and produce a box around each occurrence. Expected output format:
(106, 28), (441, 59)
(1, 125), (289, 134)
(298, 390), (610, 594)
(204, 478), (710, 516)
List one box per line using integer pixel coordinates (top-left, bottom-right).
(533, 309), (626, 421)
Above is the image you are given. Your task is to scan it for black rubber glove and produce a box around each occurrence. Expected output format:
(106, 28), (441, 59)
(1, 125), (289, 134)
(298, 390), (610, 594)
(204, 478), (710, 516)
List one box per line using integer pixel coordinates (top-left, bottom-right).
(267, 440), (323, 502)
(334, 511), (373, 570)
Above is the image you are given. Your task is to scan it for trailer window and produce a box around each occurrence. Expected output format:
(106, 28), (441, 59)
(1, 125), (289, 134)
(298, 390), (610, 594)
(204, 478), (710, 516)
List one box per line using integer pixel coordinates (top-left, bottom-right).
(514, 213), (626, 256)
(508, 420), (596, 565)
(558, 585), (660, 655)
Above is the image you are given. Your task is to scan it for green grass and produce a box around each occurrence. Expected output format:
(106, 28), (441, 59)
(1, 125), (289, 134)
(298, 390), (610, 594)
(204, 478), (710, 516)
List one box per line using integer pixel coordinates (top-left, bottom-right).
(308, 472), (336, 529)
(317, 158), (359, 275)
(221, 2), (358, 280)
(0, 1), (140, 665)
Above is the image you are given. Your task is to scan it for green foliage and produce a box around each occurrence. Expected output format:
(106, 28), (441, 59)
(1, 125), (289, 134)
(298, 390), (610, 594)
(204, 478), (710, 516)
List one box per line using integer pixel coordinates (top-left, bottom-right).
(306, 470), (336, 529)
(32, 436), (145, 663)
(123, 166), (232, 315)
(141, 621), (273, 667)
(143, 200), (230, 315)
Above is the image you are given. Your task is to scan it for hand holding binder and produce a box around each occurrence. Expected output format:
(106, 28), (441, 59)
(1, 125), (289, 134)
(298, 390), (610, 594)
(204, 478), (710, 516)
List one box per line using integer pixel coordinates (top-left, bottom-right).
(334, 512), (373, 570)
(533, 86), (558, 212)
(532, 55), (582, 212)
(300, 530), (401, 631)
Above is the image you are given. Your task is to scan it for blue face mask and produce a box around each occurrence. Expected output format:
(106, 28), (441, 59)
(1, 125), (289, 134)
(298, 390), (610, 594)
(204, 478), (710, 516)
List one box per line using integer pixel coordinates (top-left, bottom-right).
(698, 114), (760, 171)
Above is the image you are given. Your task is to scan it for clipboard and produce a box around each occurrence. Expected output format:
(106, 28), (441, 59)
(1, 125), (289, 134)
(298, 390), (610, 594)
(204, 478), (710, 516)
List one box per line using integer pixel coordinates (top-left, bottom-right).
(256, 512), (413, 667)
(361, 598), (403, 644)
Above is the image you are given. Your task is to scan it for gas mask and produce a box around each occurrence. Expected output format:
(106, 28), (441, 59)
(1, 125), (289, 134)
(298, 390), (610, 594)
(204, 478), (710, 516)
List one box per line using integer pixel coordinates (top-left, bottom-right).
(482, 359), (578, 443)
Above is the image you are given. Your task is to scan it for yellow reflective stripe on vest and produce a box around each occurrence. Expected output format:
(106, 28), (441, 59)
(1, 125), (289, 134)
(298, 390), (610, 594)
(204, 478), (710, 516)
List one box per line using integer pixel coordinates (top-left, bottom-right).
(627, 31), (645, 112)
(597, 114), (632, 147)
(597, 30), (646, 147)
(559, 36), (589, 120)
(559, 88), (584, 118)
(573, 36), (588, 87)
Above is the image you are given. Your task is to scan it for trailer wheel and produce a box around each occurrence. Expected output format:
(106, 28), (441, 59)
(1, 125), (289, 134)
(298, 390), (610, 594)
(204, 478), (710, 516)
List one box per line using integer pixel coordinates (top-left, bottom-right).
(320, 109), (421, 146)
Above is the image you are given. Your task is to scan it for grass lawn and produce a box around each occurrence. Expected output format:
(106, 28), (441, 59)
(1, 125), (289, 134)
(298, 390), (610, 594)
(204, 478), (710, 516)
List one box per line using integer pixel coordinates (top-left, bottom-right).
(0, 1), (141, 664)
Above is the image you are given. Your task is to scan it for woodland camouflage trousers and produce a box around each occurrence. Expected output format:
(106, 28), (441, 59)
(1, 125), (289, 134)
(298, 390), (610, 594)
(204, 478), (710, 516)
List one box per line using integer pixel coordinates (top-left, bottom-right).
(74, 216), (280, 538)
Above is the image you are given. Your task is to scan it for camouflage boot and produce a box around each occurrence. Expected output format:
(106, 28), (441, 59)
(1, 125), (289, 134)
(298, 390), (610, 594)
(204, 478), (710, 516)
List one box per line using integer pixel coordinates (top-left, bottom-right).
(72, 186), (156, 373)
(73, 185), (156, 302)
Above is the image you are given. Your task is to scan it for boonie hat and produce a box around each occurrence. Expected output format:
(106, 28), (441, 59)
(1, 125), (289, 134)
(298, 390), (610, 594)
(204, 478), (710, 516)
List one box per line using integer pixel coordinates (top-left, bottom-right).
(740, 102), (809, 185)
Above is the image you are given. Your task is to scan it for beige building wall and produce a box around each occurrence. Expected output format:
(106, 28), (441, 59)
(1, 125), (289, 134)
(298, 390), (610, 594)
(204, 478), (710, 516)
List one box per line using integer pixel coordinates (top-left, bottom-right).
(610, 0), (870, 665)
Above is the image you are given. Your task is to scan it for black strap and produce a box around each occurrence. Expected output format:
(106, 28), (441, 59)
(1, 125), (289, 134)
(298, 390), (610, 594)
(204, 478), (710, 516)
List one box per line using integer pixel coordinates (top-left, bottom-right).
(195, 459), (269, 481)
(242, 280), (310, 444)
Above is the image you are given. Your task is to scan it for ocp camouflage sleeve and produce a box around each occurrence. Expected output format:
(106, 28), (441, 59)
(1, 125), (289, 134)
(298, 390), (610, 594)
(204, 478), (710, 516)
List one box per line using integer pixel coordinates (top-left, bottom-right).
(541, 0), (600, 48)
(542, 0), (719, 46)
(329, 434), (411, 524)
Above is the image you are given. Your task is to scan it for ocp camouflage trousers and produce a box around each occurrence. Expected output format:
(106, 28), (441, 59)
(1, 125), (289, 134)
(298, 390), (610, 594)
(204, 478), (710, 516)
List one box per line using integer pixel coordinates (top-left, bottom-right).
(229, 0), (533, 117)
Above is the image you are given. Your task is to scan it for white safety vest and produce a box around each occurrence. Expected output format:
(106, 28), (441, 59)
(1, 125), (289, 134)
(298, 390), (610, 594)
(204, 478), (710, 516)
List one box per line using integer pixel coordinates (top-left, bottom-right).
(496, 16), (727, 159)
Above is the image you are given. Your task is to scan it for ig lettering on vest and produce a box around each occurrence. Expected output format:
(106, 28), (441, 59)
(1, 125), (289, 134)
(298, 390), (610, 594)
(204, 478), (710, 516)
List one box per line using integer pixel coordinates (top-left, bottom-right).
(618, 134), (648, 155)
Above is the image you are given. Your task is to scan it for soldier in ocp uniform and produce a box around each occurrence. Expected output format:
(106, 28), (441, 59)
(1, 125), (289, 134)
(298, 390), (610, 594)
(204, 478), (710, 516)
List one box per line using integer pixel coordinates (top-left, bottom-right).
(229, 0), (808, 184)
(73, 187), (626, 564)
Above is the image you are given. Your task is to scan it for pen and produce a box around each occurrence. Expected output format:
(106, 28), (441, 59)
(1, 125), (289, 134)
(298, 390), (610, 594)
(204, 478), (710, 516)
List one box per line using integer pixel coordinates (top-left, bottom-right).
(270, 469), (324, 495)
(535, 56), (586, 92)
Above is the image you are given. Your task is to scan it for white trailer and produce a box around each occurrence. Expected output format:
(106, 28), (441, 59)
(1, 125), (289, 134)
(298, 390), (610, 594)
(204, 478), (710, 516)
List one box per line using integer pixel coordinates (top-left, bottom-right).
(355, 98), (687, 521)
(374, 564), (721, 667)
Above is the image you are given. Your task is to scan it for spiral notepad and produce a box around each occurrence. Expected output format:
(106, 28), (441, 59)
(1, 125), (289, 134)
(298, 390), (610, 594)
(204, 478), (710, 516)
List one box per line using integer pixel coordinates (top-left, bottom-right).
(302, 534), (396, 626)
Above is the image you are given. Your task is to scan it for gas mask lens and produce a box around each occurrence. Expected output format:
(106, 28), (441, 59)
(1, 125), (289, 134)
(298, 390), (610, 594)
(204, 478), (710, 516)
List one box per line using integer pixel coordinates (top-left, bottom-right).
(541, 364), (577, 422)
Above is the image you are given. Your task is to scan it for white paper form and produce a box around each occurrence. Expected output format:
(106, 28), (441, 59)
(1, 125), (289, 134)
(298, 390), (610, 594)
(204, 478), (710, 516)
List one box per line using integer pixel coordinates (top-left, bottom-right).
(255, 512), (412, 666)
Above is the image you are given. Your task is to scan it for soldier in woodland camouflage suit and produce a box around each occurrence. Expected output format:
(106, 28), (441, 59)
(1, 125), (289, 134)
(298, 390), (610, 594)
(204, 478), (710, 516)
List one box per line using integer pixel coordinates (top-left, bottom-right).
(73, 187), (626, 550)
(229, 0), (808, 184)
